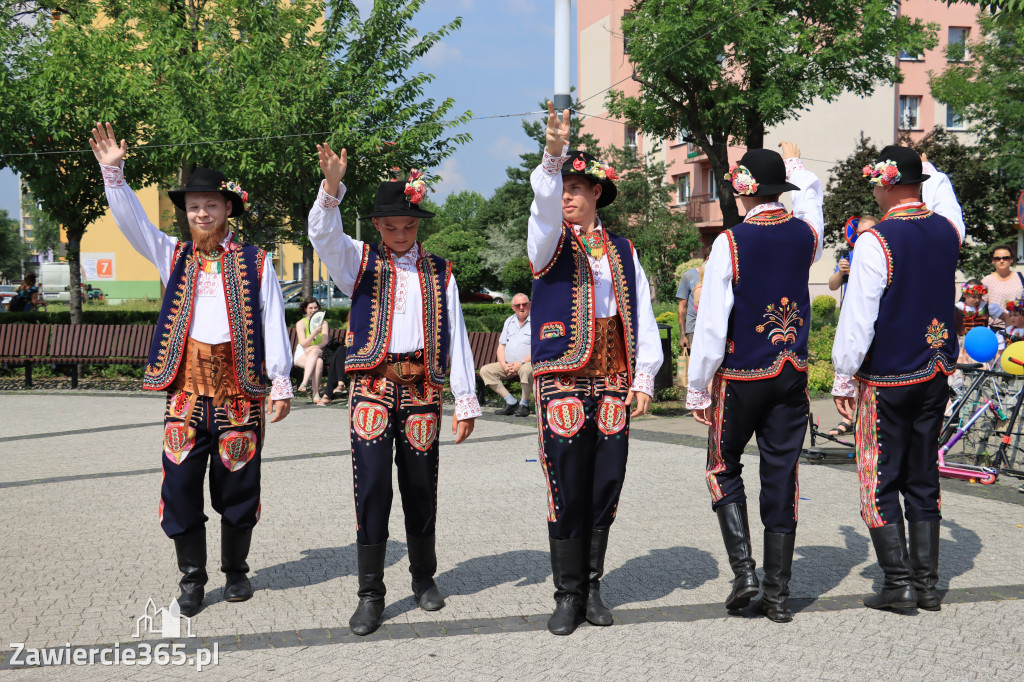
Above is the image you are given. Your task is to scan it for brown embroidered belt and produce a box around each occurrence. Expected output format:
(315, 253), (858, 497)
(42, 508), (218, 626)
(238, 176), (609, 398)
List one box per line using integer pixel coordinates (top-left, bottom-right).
(368, 352), (426, 385)
(170, 339), (243, 404)
(572, 316), (627, 377)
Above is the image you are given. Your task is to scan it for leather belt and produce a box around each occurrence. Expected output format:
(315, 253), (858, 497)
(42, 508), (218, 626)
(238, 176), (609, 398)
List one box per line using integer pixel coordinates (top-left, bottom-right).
(170, 339), (243, 404)
(368, 353), (426, 386)
(572, 316), (627, 377)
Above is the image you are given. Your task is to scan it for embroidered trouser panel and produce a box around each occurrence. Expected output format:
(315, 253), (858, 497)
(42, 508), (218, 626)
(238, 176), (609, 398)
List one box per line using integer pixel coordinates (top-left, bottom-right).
(705, 364), (808, 534)
(855, 376), (945, 529)
(160, 390), (264, 539)
(349, 373), (442, 546)
(535, 372), (630, 540)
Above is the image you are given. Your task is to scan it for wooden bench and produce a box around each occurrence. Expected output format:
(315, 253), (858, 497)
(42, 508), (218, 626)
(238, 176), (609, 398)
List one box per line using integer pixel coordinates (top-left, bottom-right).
(0, 324), (52, 387)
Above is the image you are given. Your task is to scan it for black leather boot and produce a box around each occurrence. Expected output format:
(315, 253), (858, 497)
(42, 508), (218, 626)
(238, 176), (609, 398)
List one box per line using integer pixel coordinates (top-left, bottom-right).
(349, 543), (387, 636)
(864, 523), (917, 609)
(908, 521), (941, 611)
(759, 531), (795, 623)
(407, 533), (445, 611)
(548, 537), (587, 635)
(585, 529), (613, 626)
(716, 503), (759, 610)
(173, 528), (208, 617)
(221, 522), (253, 602)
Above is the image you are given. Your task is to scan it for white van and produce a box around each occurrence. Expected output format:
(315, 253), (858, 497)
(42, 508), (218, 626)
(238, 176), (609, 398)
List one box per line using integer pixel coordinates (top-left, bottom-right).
(38, 262), (71, 302)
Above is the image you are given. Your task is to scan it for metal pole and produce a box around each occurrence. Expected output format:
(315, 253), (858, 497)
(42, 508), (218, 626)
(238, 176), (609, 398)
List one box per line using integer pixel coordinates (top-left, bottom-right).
(553, 0), (572, 113)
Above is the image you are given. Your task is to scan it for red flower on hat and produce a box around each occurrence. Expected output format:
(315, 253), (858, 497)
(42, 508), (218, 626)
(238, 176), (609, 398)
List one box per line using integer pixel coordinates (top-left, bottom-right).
(572, 157), (586, 172)
(605, 167), (618, 181)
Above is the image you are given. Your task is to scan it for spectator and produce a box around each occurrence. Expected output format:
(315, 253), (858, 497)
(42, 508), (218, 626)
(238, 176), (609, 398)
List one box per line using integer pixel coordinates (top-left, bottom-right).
(828, 216), (878, 292)
(955, 279), (1005, 337)
(675, 265), (700, 349)
(479, 293), (533, 417)
(324, 312), (349, 403)
(9, 272), (46, 312)
(294, 296), (330, 405)
(982, 245), (1023, 330)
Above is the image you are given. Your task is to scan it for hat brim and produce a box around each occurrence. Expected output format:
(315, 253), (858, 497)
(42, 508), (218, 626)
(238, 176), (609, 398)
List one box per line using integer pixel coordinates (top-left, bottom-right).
(751, 181), (800, 197)
(168, 190), (248, 217)
(895, 173), (930, 185)
(361, 207), (436, 219)
(561, 170), (617, 208)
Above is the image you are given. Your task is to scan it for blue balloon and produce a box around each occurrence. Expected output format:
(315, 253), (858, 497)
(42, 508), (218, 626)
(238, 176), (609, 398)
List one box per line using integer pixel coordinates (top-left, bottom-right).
(964, 326), (999, 363)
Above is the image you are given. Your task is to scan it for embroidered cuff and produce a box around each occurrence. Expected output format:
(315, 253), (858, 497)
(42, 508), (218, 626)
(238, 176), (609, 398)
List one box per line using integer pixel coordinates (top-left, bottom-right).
(630, 371), (656, 398)
(832, 373), (856, 398)
(783, 157), (806, 179)
(540, 147), (570, 176)
(270, 376), (294, 401)
(317, 180), (345, 210)
(100, 163), (125, 188)
(686, 386), (711, 410)
(454, 393), (482, 420)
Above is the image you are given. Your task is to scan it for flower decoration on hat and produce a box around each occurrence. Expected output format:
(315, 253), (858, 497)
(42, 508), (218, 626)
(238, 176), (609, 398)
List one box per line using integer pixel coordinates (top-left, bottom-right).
(585, 159), (617, 181)
(221, 180), (249, 204)
(962, 283), (988, 297)
(724, 164), (758, 196)
(404, 169), (428, 205)
(1006, 298), (1024, 313)
(862, 160), (902, 187)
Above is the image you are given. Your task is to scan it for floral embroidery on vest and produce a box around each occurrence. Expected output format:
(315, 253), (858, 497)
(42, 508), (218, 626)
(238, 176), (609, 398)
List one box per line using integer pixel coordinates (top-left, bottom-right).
(144, 243), (199, 390)
(926, 318), (949, 349)
(756, 297), (804, 346)
(224, 248), (268, 398)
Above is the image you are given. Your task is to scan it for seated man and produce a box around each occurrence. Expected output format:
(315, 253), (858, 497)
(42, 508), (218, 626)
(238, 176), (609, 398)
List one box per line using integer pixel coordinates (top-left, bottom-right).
(480, 293), (533, 416)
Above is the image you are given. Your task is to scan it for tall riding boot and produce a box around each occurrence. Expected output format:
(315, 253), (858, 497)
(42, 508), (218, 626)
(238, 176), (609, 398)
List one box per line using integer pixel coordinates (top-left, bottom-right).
(586, 529), (613, 626)
(548, 537), (587, 635)
(173, 528), (208, 617)
(349, 542), (387, 636)
(716, 503), (759, 610)
(221, 522), (253, 602)
(908, 521), (941, 611)
(407, 533), (445, 611)
(864, 523), (917, 609)
(759, 531), (795, 623)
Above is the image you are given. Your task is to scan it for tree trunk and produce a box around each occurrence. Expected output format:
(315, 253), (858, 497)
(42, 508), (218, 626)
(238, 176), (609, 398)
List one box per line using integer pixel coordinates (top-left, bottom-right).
(174, 160), (196, 242)
(302, 239), (314, 300)
(66, 228), (84, 325)
(706, 134), (741, 229)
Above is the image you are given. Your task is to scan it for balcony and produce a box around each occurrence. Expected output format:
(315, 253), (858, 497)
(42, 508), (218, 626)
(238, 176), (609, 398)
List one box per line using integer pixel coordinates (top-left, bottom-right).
(682, 193), (717, 223)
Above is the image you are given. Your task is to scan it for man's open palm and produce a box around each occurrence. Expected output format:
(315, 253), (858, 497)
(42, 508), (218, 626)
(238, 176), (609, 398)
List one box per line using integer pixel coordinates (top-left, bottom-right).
(89, 122), (127, 167)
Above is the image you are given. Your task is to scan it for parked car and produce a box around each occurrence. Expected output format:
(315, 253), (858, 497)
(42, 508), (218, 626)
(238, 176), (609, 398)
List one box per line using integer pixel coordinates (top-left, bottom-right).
(283, 283), (351, 309)
(0, 284), (18, 311)
(460, 288), (508, 304)
(483, 288), (508, 304)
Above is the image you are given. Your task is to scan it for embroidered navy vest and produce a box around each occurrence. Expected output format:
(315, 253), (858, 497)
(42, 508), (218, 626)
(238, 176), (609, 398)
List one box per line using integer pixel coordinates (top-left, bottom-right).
(144, 241), (269, 399)
(857, 208), (960, 386)
(346, 243), (452, 388)
(719, 210), (816, 380)
(531, 222), (639, 381)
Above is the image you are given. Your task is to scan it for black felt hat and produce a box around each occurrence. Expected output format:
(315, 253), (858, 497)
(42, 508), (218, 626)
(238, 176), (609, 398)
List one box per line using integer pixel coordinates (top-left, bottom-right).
(363, 180), (436, 219)
(561, 150), (618, 208)
(730, 149), (800, 197)
(871, 145), (931, 185)
(167, 167), (247, 217)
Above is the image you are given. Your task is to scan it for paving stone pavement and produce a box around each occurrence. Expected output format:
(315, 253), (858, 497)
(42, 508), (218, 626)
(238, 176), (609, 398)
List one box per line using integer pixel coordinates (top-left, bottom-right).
(1, 392), (1022, 680)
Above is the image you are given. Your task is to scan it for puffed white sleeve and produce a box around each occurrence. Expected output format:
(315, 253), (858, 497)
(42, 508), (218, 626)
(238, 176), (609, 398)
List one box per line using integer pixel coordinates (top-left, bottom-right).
(307, 180), (365, 295)
(921, 161), (965, 242)
(528, 146), (570, 272)
(784, 158), (825, 263)
(446, 274), (482, 420)
(686, 233), (734, 409)
(831, 233), (888, 396)
(630, 251), (663, 397)
(260, 265), (294, 400)
(99, 163), (177, 284)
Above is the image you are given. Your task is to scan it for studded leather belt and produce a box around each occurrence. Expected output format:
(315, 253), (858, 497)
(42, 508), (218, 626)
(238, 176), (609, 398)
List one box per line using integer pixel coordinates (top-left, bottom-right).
(572, 316), (627, 377)
(170, 339), (243, 403)
(368, 351), (426, 385)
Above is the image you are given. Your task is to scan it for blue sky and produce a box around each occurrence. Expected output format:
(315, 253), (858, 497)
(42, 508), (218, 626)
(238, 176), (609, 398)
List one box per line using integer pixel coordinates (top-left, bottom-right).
(0, 0), (577, 220)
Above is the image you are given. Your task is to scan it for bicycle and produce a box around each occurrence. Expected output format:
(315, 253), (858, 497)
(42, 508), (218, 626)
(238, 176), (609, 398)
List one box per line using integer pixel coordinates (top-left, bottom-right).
(802, 412), (856, 464)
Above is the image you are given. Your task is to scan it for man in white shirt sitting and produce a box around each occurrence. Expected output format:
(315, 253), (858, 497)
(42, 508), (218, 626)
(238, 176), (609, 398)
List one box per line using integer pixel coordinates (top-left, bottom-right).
(480, 293), (533, 417)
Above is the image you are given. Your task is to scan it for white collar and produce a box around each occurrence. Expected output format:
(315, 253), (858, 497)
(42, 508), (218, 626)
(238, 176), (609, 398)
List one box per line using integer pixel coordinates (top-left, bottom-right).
(744, 202), (786, 221)
(570, 218), (603, 235)
(391, 243), (421, 263)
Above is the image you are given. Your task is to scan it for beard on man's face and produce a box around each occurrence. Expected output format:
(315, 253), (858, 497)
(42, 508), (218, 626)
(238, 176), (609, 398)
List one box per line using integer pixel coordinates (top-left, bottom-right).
(190, 219), (229, 252)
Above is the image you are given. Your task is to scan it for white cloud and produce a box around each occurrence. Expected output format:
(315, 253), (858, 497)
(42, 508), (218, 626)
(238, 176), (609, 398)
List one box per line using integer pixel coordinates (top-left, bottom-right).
(505, 0), (537, 15)
(488, 135), (531, 165)
(431, 158), (468, 198)
(419, 40), (464, 70)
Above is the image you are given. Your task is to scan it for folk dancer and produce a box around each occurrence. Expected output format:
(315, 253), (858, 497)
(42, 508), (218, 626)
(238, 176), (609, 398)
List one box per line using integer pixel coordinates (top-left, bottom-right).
(89, 123), (293, 616)
(688, 143), (824, 623)
(529, 103), (663, 635)
(307, 144), (481, 636)
(833, 147), (965, 611)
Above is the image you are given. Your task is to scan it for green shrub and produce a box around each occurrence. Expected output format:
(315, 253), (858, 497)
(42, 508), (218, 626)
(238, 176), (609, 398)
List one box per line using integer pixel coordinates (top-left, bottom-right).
(811, 295), (837, 326)
(655, 311), (677, 326)
(502, 257), (533, 298)
(806, 323), (836, 394)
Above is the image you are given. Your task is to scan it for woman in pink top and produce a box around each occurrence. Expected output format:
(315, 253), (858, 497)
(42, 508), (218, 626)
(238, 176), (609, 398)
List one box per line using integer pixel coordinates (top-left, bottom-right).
(982, 244), (1023, 330)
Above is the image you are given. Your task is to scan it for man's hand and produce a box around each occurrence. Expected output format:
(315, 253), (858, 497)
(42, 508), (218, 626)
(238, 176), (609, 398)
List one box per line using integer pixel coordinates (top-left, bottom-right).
(679, 334), (690, 350)
(834, 396), (856, 423)
(837, 258), (850, 275)
(626, 390), (652, 418)
(89, 122), (127, 167)
(317, 143), (348, 197)
(692, 407), (712, 426)
(510, 361), (523, 374)
(452, 414), (475, 444)
(545, 100), (571, 157)
(778, 140), (800, 160)
(268, 399), (291, 423)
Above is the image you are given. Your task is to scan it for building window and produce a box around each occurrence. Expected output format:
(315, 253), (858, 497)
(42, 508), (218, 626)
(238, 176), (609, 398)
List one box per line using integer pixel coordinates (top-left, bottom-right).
(622, 10), (633, 54)
(899, 96), (922, 130)
(948, 27), (970, 61)
(946, 107), (965, 130)
(676, 174), (690, 205)
(293, 263), (302, 281)
(625, 126), (637, 150)
(24, 230), (33, 239)
(898, 48), (922, 61)
(674, 128), (688, 147)
(707, 168), (719, 200)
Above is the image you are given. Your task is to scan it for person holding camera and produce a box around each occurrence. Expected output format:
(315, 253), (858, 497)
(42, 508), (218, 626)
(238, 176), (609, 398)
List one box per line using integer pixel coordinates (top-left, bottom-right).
(828, 216), (878, 292)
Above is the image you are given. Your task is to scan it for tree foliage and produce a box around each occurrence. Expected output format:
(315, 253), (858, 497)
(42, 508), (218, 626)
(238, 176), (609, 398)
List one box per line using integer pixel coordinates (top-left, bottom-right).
(608, 0), (938, 228)
(0, 209), (28, 282)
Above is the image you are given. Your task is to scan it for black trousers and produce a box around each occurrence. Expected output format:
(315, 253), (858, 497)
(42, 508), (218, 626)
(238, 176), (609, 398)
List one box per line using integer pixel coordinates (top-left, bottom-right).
(349, 372), (442, 546)
(535, 372), (631, 540)
(855, 375), (946, 528)
(160, 390), (263, 539)
(706, 364), (808, 534)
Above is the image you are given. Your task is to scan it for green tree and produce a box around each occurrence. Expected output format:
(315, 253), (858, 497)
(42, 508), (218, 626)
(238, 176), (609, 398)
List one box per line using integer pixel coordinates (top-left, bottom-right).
(822, 135), (882, 251)
(0, 209), (28, 282)
(607, 1), (937, 228)
(421, 227), (486, 293)
(422, 189), (486, 242)
(23, 193), (62, 255)
(501, 256), (532, 298)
